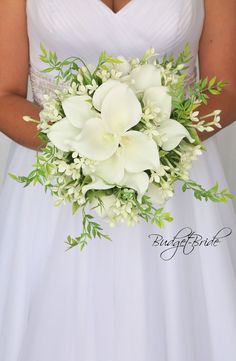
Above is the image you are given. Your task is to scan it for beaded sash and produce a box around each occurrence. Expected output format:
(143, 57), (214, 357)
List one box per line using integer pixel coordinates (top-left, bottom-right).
(29, 65), (64, 107)
(29, 63), (198, 107)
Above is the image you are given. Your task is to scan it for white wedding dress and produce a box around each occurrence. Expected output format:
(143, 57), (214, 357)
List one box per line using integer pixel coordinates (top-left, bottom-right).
(0, 0), (236, 360)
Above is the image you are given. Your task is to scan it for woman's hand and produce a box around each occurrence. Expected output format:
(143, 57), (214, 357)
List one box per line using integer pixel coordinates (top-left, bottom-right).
(0, 0), (45, 151)
(197, 0), (236, 141)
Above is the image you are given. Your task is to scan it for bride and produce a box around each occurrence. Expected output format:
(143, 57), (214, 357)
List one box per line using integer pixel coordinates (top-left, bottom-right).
(0, 0), (236, 360)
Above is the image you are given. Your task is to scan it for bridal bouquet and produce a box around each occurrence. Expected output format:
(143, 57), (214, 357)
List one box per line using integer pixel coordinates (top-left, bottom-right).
(10, 44), (233, 250)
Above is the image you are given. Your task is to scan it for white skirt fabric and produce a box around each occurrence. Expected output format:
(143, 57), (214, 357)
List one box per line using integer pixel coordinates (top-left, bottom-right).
(0, 137), (236, 361)
(1, 0), (236, 359)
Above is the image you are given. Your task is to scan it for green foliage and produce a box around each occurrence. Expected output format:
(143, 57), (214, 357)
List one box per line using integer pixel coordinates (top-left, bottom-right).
(188, 76), (227, 104)
(135, 195), (174, 228)
(8, 144), (57, 191)
(181, 179), (234, 202)
(65, 208), (112, 251)
(39, 43), (123, 86)
(175, 43), (192, 67)
(97, 50), (123, 65)
(156, 43), (192, 71)
(40, 42), (93, 84)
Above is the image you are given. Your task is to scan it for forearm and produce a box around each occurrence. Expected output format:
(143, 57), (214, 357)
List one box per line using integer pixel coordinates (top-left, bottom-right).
(0, 93), (46, 151)
(196, 89), (236, 142)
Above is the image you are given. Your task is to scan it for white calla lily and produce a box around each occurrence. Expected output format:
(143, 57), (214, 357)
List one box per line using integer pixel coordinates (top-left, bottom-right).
(145, 182), (167, 206)
(143, 86), (172, 117)
(114, 56), (131, 75)
(121, 64), (162, 92)
(76, 83), (141, 158)
(62, 95), (96, 128)
(92, 79), (121, 111)
(47, 94), (98, 152)
(93, 150), (125, 183)
(76, 83), (160, 182)
(142, 86), (194, 151)
(74, 117), (120, 160)
(120, 131), (160, 172)
(158, 119), (195, 151)
(118, 171), (150, 203)
(85, 170), (149, 204)
(81, 175), (113, 195)
(101, 83), (142, 134)
(47, 118), (81, 152)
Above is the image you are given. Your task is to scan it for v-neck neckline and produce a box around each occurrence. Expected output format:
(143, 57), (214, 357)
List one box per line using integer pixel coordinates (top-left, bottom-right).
(99, 0), (134, 16)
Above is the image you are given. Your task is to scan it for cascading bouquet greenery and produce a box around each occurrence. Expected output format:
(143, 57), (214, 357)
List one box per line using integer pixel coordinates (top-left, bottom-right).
(9, 44), (234, 250)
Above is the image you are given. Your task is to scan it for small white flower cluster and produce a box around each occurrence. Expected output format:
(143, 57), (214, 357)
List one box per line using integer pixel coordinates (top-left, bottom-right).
(66, 79), (99, 97)
(142, 102), (164, 125)
(39, 94), (63, 131)
(179, 142), (203, 161)
(96, 66), (127, 82)
(149, 164), (170, 183)
(107, 198), (140, 227)
(129, 57), (140, 68)
(86, 79), (99, 94)
(142, 124), (168, 150)
(189, 109), (222, 132)
(159, 179), (174, 199)
(94, 51), (156, 83)
(160, 62), (184, 86)
(55, 159), (81, 180)
(43, 149), (84, 205)
(53, 183), (86, 207)
(76, 81), (99, 96)
(96, 68), (111, 83)
(147, 140), (203, 184)
(46, 148), (102, 208)
(176, 142), (203, 180)
(110, 69), (123, 80)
